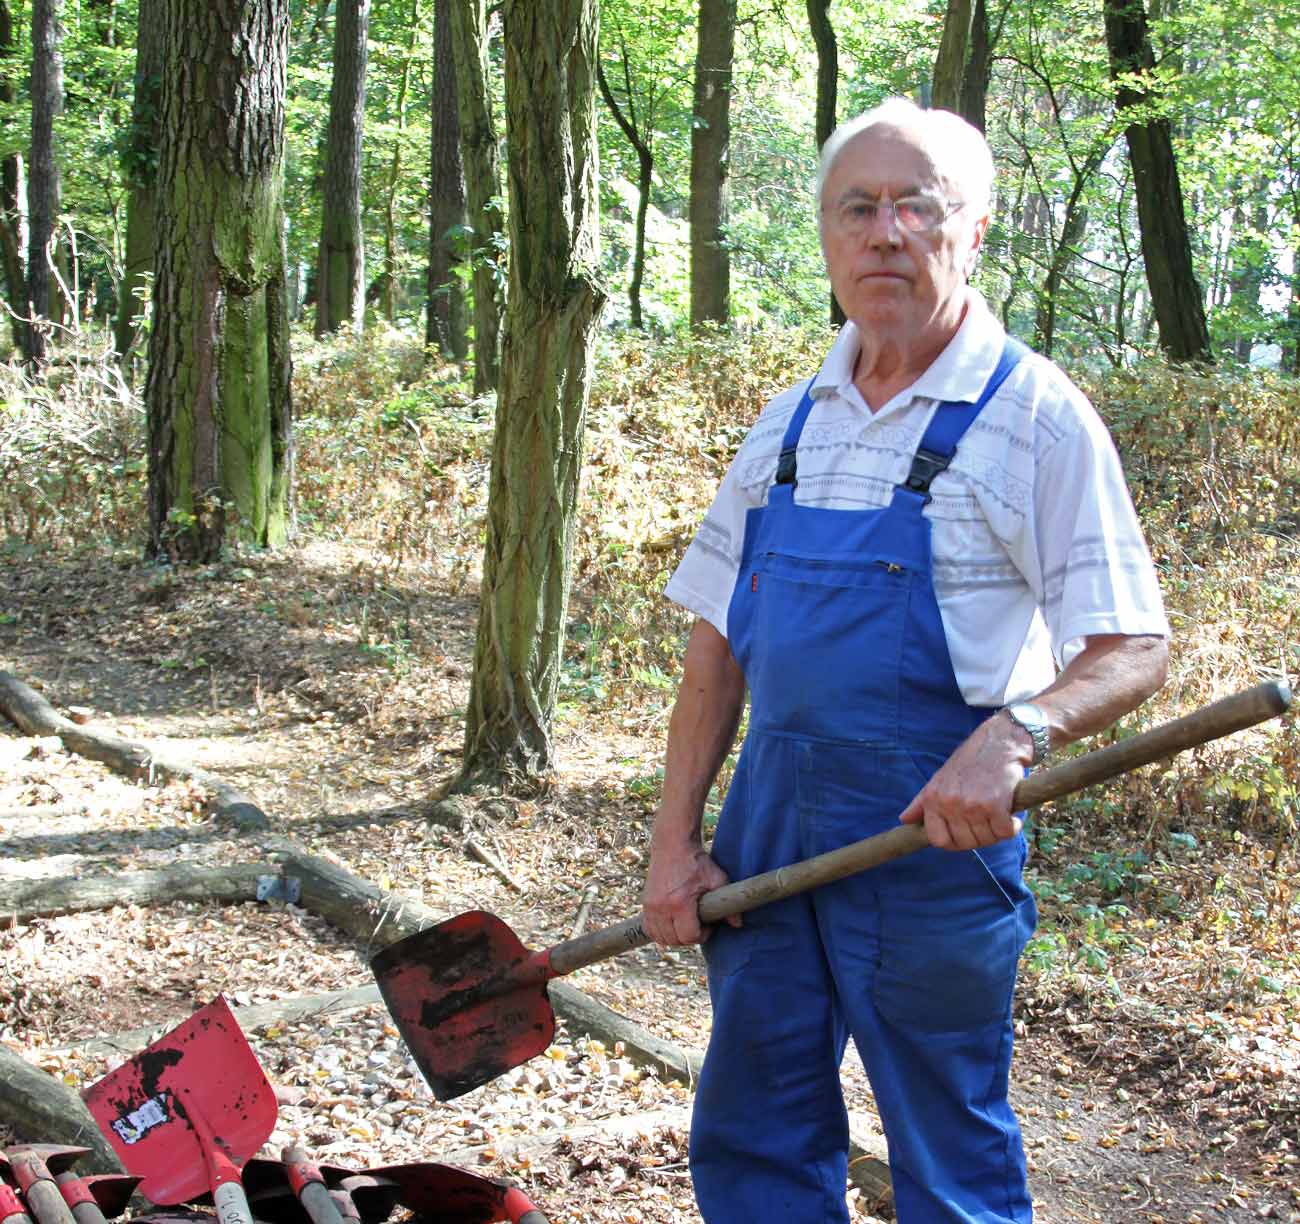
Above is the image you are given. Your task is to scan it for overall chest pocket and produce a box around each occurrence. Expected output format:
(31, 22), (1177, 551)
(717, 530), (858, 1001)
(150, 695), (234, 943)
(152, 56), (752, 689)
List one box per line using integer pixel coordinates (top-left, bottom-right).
(737, 550), (915, 737)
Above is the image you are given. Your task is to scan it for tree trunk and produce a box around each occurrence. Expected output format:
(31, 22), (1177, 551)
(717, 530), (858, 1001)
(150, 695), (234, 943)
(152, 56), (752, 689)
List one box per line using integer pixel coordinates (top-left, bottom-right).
(380, 3), (418, 324)
(689, 0), (734, 328)
(1102, 0), (1212, 363)
(315, 0), (368, 336)
(25, 0), (63, 366)
(1227, 194), (1267, 364)
(806, 0), (842, 327)
(114, 0), (164, 362)
(596, 59), (652, 330)
(932, 0), (990, 131)
(427, 0), (468, 358)
(0, 0), (25, 350)
(1283, 248), (1300, 375)
(146, 0), (293, 563)
(450, 0), (504, 393)
(458, 0), (605, 787)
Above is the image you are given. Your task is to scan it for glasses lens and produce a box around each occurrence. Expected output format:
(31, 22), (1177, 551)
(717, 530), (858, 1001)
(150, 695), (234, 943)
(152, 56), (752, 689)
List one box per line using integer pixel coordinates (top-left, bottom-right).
(894, 196), (947, 232)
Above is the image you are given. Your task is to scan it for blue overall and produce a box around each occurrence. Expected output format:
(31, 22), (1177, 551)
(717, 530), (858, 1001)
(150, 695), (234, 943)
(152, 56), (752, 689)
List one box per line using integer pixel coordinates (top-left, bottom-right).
(689, 340), (1038, 1224)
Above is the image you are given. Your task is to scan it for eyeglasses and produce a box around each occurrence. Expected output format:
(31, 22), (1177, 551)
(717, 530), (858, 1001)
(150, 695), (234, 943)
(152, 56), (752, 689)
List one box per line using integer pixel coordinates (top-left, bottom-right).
(825, 194), (966, 237)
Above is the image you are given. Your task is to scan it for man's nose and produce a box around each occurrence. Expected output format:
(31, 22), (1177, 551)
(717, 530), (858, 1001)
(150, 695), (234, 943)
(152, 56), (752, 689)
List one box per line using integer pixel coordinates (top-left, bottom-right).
(865, 203), (903, 247)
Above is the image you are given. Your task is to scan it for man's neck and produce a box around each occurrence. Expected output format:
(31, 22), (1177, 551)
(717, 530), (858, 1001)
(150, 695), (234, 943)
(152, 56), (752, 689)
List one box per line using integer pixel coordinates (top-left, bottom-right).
(852, 299), (969, 412)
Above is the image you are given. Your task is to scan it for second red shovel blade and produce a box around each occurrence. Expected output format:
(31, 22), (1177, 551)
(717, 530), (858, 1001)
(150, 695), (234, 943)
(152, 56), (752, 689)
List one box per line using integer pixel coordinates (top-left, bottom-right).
(82, 997), (277, 1205)
(371, 912), (556, 1100)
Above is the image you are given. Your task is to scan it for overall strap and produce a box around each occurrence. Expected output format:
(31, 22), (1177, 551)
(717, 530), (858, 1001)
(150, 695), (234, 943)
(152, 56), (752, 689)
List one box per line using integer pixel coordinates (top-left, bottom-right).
(902, 335), (1029, 502)
(773, 378), (818, 487)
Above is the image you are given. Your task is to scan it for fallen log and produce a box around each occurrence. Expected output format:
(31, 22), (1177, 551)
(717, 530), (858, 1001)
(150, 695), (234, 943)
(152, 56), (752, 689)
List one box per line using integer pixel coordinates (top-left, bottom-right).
(0, 1044), (124, 1173)
(0, 669), (269, 830)
(0, 863), (267, 927)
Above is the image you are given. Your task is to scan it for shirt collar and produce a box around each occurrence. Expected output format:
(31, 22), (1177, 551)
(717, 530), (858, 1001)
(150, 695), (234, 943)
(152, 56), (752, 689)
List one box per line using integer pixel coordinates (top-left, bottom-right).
(811, 289), (1007, 410)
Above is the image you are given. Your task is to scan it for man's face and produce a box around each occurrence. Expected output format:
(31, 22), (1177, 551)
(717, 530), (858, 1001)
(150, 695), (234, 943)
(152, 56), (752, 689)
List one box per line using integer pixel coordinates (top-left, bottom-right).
(820, 125), (989, 343)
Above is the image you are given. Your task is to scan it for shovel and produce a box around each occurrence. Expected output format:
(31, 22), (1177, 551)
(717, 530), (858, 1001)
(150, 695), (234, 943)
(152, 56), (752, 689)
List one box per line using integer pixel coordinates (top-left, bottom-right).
(372, 680), (1292, 1100)
(364, 1163), (547, 1224)
(82, 997), (277, 1224)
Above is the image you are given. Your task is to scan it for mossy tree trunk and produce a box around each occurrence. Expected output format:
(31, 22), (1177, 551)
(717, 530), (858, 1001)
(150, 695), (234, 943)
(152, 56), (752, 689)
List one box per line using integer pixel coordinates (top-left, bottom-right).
(457, 0), (605, 789)
(931, 0), (990, 130)
(427, 0), (467, 359)
(114, 0), (163, 363)
(25, 0), (63, 367)
(315, 0), (368, 337)
(689, 0), (734, 329)
(450, 0), (504, 394)
(145, 0), (293, 563)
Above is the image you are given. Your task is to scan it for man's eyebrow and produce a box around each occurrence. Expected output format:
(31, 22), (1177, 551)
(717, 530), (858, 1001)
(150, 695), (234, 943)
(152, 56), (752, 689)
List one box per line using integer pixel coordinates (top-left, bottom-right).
(834, 184), (926, 204)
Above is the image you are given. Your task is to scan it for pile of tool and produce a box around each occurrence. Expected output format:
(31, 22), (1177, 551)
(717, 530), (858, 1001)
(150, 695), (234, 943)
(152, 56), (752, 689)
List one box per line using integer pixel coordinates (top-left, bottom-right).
(47, 997), (547, 1224)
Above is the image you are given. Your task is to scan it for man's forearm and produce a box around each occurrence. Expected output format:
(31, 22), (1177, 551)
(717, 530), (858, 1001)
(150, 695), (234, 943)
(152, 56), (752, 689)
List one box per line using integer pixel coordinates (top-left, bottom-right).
(1030, 633), (1169, 752)
(653, 619), (747, 847)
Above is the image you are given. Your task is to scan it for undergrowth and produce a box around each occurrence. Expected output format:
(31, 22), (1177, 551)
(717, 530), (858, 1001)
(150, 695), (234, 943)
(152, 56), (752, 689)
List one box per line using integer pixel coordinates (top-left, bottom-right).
(2, 324), (1298, 1031)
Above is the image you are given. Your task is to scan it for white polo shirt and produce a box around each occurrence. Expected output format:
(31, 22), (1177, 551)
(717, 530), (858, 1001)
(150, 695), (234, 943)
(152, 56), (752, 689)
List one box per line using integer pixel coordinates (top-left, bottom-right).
(664, 291), (1170, 708)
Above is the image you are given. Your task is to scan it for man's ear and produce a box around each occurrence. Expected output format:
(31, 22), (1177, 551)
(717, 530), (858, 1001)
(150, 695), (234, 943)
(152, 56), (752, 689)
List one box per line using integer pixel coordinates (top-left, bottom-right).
(965, 212), (991, 279)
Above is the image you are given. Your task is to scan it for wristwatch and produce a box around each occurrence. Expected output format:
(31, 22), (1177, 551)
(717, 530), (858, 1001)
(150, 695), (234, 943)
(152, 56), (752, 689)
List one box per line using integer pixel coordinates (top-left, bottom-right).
(1003, 702), (1052, 765)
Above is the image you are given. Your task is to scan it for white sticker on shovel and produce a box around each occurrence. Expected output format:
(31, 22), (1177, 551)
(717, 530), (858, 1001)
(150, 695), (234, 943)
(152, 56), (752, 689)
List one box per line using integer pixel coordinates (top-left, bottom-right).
(109, 1093), (171, 1144)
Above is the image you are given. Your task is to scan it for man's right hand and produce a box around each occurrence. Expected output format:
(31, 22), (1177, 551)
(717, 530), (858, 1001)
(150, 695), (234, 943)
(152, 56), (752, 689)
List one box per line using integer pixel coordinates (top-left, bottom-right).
(641, 837), (734, 946)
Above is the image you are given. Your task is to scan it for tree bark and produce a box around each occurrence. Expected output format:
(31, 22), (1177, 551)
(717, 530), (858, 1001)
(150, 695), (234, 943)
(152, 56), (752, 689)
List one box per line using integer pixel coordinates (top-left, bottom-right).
(0, 863), (266, 926)
(0, 1047), (125, 1172)
(427, 0), (467, 358)
(932, 0), (990, 131)
(25, 0), (64, 366)
(449, 0), (504, 393)
(114, 0), (164, 362)
(458, 0), (605, 787)
(1102, 0), (1212, 363)
(806, 0), (842, 327)
(315, 0), (369, 337)
(689, 0), (734, 328)
(145, 0), (294, 562)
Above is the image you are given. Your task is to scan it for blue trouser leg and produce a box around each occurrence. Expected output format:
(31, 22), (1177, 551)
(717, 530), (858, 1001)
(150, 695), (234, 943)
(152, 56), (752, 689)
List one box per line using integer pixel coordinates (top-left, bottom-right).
(690, 897), (852, 1223)
(692, 744), (1036, 1224)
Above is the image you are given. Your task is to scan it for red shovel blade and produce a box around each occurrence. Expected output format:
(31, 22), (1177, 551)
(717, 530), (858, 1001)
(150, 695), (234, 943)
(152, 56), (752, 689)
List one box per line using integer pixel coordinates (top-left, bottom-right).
(370, 912), (555, 1101)
(364, 1163), (513, 1224)
(82, 997), (277, 1205)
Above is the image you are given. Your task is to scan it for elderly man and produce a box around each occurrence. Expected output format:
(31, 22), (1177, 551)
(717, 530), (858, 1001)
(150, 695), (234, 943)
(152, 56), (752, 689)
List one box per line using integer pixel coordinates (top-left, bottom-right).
(642, 99), (1170, 1223)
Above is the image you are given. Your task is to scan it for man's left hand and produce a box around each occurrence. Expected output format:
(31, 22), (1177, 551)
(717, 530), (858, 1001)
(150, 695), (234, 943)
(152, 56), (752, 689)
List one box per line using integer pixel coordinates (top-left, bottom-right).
(899, 712), (1029, 850)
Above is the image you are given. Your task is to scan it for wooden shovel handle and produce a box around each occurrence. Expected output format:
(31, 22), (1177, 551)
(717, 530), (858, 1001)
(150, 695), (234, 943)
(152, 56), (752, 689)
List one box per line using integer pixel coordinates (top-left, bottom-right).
(549, 681), (1291, 975)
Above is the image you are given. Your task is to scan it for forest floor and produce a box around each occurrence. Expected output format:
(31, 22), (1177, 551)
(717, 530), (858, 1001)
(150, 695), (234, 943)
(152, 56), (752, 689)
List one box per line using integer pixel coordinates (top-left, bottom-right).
(2, 542), (1298, 1224)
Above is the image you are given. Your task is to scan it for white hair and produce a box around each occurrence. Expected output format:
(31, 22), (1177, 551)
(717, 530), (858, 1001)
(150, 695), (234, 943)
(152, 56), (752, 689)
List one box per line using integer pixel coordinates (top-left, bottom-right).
(815, 97), (995, 218)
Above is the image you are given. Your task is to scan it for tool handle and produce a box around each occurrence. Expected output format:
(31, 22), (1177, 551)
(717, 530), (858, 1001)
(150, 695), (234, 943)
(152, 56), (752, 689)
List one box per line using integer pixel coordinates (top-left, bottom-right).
(6, 1154), (77, 1224)
(502, 1186), (549, 1224)
(175, 1088), (255, 1224)
(282, 1150), (346, 1224)
(549, 680), (1291, 975)
(0, 1186), (34, 1224)
(51, 1176), (107, 1224)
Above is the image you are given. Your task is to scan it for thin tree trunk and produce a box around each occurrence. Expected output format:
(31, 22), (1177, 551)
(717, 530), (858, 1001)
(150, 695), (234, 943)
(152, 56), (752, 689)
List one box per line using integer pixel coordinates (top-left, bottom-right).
(0, 0), (25, 349)
(1103, 0), (1212, 363)
(115, 0), (164, 362)
(146, 0), (293, 562)
(458, 0), (606, 787)
(689, 0), (734, 328)
(428, 0), (467, 358)
(596, 58), (652, 330)
(26, 0), (63, 366)
(380, 4), (417, 323)
(315, 0), (369, 336)
(806, 0), (841, 327)
(450, 0), (504, 393)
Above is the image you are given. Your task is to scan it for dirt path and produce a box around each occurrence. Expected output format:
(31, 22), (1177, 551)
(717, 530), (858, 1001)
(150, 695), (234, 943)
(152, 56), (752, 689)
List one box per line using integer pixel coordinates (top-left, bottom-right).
(2, 547), (1296, 1223)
